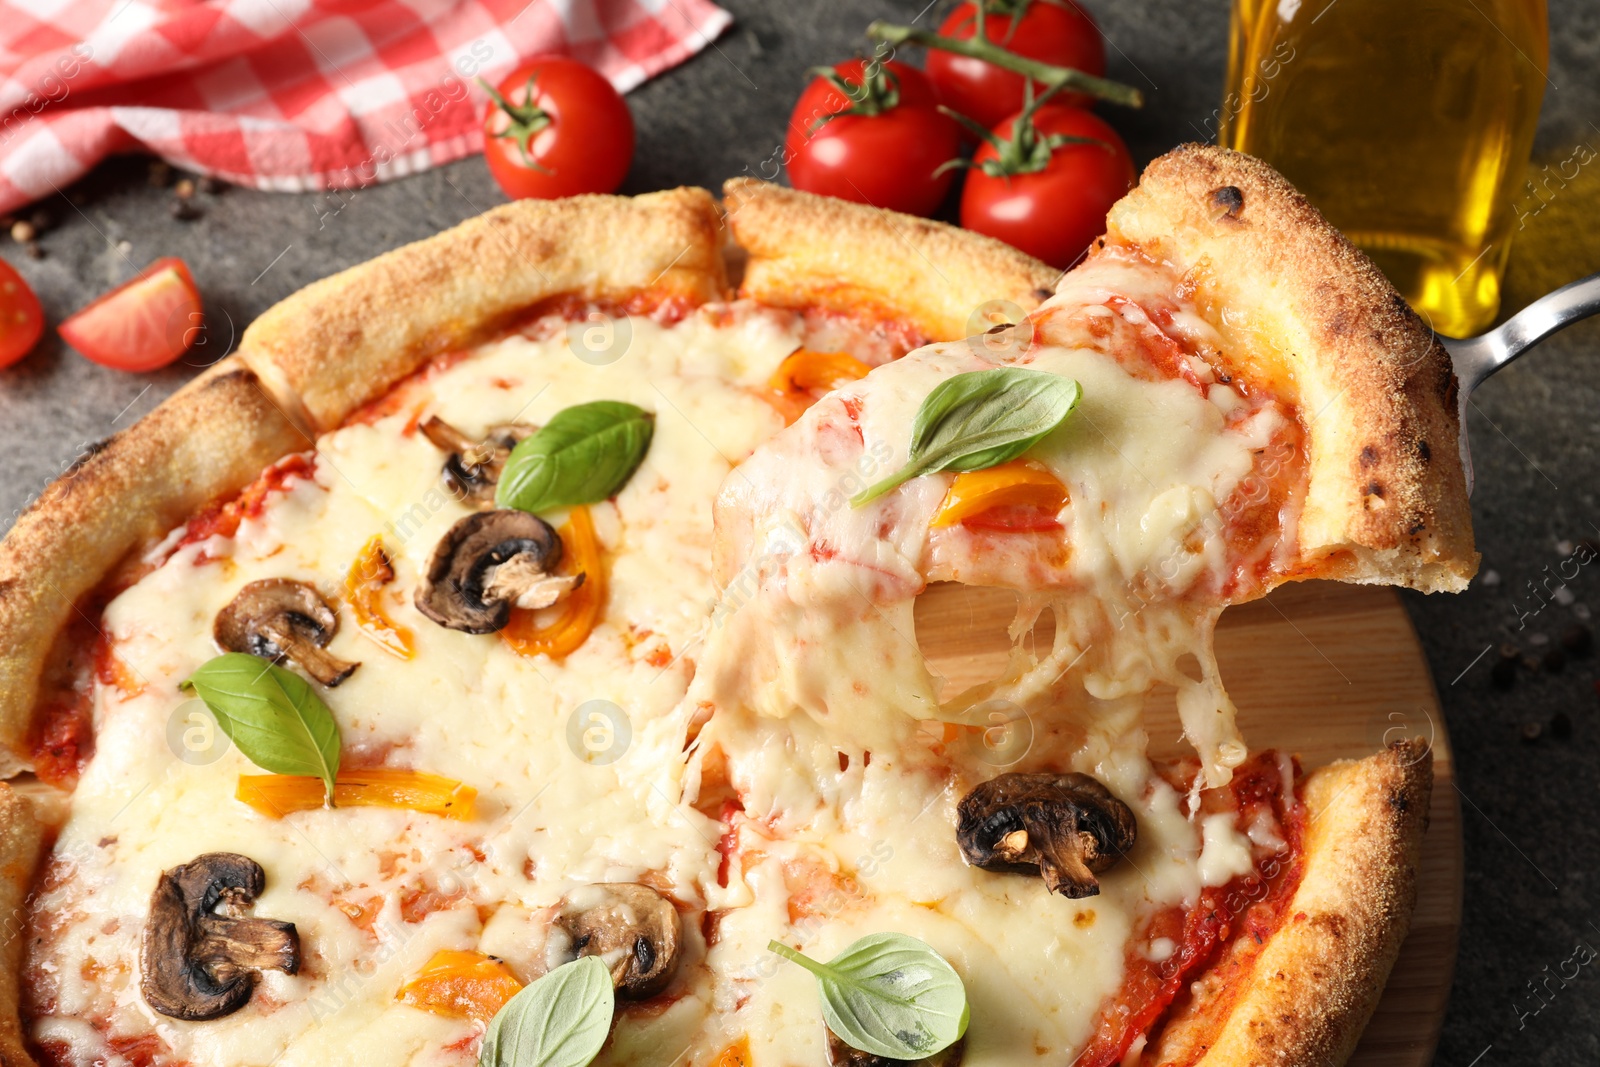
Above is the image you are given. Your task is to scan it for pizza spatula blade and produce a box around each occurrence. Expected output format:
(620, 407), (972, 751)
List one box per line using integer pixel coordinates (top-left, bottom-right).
(1442, 270), (1600, 496)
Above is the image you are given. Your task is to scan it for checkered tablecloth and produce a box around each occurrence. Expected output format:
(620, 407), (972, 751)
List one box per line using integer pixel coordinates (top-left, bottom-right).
(0, 0), (731, 213)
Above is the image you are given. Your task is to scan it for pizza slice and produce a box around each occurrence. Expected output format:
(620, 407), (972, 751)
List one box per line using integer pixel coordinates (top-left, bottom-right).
(0, 145), (1472, 1067)
(690, 146), (1468, 1065)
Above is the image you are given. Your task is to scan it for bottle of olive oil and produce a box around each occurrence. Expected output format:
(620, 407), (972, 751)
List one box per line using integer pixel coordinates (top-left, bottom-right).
(1219, 0), (1547, 337)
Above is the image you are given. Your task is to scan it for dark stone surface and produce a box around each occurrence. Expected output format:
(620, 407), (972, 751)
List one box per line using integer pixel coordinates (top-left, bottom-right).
(2, 0), (1598, 1062)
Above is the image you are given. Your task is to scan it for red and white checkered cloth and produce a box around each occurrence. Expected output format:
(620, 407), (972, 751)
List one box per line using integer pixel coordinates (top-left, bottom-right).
(0, 0), (731, 213)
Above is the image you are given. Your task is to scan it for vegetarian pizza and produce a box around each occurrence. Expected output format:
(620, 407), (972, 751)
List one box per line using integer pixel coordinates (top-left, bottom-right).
(0, 145), (1474, 1067)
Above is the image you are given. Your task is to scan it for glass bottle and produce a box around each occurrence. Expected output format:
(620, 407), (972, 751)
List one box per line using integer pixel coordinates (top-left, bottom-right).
(1219, 0), (1548, 337)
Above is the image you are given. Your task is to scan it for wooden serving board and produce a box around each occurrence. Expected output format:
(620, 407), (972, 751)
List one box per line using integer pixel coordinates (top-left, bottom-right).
(916, 579), (1460, 1067)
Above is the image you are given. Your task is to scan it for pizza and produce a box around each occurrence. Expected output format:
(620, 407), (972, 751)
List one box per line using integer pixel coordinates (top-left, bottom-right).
(0, 144), (1475, 1067)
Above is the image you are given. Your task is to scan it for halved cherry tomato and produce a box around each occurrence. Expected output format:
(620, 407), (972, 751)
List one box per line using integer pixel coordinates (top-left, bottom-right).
(236, 768), (477, 819)
(926, 0), (1107, 127)
(786, 58), (962, 217)
(0, 259), (42, 368)
(482, 58), (634, 199)
(932, 459), (1068, 529)
(58, 257), (202, 372)
(397, 950), (523, 1022)
(960, 105), (1134, 269)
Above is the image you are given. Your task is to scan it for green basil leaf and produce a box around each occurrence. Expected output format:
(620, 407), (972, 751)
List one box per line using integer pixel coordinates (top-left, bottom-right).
(768, 933), (968, 1059)
(479, 956), (614, 1067)
(497, 401), (654, 515)
(180, 653), (340, 805)
(850, 368), (1081, 506)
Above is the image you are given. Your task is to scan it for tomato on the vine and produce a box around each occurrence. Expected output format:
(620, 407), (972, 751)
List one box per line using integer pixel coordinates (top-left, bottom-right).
(926, 0), (1107, 128)
(481, 58), (634, 200)
(958, 103), (1134, 269)
(0, 258), (42, 369)
(785, 58), (961, 218)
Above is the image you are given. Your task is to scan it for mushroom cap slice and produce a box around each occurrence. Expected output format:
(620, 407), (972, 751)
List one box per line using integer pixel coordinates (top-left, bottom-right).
(414, 510), (565, 634)
(420, 417), (534, 507)
(214, 578), (358, 687)
(554, 882), (681, 999)
(826, 1029), (966, 1066)
(955, 772), (1137, 899)
(140, 852), (300, 1021)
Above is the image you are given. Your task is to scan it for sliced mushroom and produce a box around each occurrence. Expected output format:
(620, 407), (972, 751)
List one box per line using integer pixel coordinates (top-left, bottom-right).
(420, 416), (534, 507)
(140, 852), (300, 1021)
(955, 772), (1136, 899)
(826, 1029), (965, 1067)
(414, 510), (580, 634)
(553, 882), (680, 999)
(215, 578), (358, 686)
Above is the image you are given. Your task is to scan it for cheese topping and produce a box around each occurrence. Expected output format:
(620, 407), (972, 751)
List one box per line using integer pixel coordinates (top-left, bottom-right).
(25, 252), (1295, 1066)
(679, 253), (1291, 1062)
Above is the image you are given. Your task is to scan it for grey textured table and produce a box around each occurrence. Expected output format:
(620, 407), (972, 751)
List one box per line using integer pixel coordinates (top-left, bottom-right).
(2, 1), (1598, 1063)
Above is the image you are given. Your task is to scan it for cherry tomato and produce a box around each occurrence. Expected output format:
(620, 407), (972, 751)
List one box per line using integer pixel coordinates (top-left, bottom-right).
(785, 58), (961, 218)
(58, 257), (202, 372)
(959, 105), (1134, 269)
(926, 0), (1107, 128)
(0, 258), (43, 368)
(482, 58), (634, 199)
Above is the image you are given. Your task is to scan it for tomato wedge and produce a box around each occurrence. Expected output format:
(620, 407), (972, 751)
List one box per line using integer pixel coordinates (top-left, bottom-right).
(58, 257), (203, 372)
(0, 258), (42, 368)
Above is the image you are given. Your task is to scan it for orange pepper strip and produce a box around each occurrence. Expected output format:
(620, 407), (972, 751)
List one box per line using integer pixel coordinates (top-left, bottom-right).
(714, 1037), (753, 1067)
(930, 460), (1069, 528)
(396, 950), (523, 1022)
(767, 349), (872, 424)
(501, 505), (605, 660)
(343, 535), (414, 660)
(237, 768), (477, 820)
(769, 349), (872, 394)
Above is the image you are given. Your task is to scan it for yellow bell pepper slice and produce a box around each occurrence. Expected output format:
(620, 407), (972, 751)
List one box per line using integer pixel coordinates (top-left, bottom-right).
(237, 768), (477, 820)
(770, 349), (872, 394)
(767, 349), (872, 424)
(501, 504), (605, 660)
(343, 535), (414, 660)
(930, 460), (1068, 528)
(396, 950), (523, 1022)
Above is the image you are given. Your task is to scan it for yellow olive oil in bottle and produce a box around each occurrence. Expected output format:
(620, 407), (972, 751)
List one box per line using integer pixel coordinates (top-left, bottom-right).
(1220, 0), (1548, 336)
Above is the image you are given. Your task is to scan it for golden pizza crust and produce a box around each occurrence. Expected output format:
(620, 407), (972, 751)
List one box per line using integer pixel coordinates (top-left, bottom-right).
(237, 187), (730, 433)
(0, 360), (309, 775)
(1150, 739), (1432, 1067)
(0, 785), (47, 1067)
(1104, 145), (1477, 593)
(723, 178), (1062, 341)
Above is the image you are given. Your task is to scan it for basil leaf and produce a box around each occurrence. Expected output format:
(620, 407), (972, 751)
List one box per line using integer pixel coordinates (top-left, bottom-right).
(181, 653), (340, 806)
(768, 933), (968, 1059)
(497, 401), (654, 515)
(850, 368), (1080, 506)
(479, 956), (614, 1067)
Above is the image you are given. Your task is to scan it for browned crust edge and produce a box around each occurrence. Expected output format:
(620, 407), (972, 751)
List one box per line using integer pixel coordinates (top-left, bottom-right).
(237, 186), (730, 433)
(1105, 145), (1478, 593)
(1154, 738), (1433, 1067)
(723, 178), (1062, 342)
(0, 360), (310, 775)
(0, 785), (49, 1067)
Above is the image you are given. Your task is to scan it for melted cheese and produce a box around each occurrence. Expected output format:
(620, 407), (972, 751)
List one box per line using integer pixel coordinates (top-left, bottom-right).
(26, 305), (799, 1066)
(28, 253), (1280, 1067)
